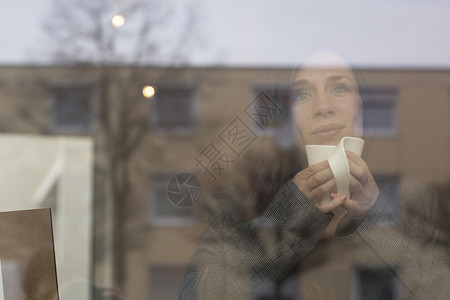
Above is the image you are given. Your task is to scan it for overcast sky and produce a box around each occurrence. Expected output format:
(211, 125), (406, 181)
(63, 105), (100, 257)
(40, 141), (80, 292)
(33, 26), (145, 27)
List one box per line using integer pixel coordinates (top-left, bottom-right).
(1, 0), (450, 68)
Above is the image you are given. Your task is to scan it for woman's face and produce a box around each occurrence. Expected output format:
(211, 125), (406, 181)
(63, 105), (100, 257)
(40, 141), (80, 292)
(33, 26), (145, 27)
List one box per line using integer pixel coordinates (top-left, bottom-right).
(291, 67), (363, 148)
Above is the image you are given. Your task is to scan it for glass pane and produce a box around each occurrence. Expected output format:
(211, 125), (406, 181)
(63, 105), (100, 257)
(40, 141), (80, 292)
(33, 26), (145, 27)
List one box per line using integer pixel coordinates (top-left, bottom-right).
(2, 2), (450, 300)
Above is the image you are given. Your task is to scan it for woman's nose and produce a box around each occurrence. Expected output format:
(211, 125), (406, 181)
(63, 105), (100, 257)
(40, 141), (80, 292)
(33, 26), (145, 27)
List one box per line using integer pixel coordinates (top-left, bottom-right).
(313, 93), (335, 117)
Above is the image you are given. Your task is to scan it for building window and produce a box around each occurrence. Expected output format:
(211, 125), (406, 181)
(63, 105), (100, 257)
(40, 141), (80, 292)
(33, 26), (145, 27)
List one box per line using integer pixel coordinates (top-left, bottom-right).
(148, 266), (185, 299)
(151, 86), (196, 133)
(50, 84), (94, 133)
(149, 174), (196, 226)
(353, 266), (399, 300)
(359, 86), (398, 136)
(247, 86), (290, 134)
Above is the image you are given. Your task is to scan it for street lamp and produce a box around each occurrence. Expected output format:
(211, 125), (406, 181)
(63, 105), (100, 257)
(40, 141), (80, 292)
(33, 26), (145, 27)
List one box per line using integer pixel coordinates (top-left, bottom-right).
(142, 85), (156, 98)
(111, 14), (125, 28)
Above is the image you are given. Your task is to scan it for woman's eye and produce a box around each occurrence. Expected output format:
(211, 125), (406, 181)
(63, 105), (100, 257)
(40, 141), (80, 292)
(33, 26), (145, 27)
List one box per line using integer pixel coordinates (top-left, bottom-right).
(292, 90), (311, 102)
(331, 85), (348, 94)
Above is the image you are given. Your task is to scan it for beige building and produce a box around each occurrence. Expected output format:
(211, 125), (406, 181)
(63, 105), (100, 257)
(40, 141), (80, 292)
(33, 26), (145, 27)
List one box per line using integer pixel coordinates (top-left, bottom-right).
(0, 65), (449, 299)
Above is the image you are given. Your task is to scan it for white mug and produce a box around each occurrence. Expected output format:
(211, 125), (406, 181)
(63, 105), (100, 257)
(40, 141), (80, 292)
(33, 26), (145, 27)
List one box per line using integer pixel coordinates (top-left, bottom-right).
(305, 137), (364, 204)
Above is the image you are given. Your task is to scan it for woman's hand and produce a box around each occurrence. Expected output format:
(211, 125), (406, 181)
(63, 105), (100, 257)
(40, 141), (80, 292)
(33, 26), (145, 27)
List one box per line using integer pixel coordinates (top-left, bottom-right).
(293, 160), (347, 214)
(331, 150), (379, 234)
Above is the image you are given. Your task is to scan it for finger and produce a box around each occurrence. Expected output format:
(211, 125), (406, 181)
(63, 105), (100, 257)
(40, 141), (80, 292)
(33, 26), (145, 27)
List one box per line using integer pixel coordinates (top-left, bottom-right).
(348, 162), (367, 183)
(348, 159), (366, 183)
(341, 197), (355, 211)
(348, 158), (374, 187)
(341, 198), (368, 220)
(346, 150), (369, 170)
(346, 151), (372, 185)
(348, 174), (365, 196)
(295, 163), (334, 195)
(299, 160), (331, 180)
(318, 194), (346, 213)
(331, 192), (354, 211)
(306, 166), (335, 193)
(309, 177), (336, 201)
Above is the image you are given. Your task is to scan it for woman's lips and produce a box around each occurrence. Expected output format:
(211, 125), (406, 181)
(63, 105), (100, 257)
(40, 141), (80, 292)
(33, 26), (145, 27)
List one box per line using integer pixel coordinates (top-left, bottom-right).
(311, 124), (345, 138)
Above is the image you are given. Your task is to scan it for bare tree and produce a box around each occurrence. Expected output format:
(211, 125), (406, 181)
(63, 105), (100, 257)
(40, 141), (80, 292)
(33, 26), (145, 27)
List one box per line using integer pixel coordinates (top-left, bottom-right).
(41, 0), (202, 66)
(35, 0), (204, 293)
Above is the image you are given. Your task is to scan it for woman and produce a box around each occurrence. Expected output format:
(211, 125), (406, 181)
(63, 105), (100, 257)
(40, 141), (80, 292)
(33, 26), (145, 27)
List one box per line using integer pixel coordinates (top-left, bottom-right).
(178, 52), (450, 299)
(289, 52), (378, 237)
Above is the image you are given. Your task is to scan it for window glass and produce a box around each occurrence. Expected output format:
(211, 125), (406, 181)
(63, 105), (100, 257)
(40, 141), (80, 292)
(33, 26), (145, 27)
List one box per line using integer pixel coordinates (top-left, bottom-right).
(151, 86), (195, 131)
(51, 85), (94, 133)
(149, 174), (196, 226)
(360, 86), (398, 136)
